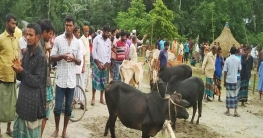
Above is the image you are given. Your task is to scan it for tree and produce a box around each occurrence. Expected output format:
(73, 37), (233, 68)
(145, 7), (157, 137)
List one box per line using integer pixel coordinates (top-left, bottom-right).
(87, 1), (117, 29)
(114, 0), (152, 35)
(62, 1), (89, 27)
(149, 0), (180, 41)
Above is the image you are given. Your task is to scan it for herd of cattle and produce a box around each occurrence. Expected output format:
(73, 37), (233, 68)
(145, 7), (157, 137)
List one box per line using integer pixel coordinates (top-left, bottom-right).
(104, 50), (205, 138)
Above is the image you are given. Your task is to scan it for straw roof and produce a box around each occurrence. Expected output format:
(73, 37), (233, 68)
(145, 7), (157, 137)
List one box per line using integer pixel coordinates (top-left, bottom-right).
(210, 26), (240, 57)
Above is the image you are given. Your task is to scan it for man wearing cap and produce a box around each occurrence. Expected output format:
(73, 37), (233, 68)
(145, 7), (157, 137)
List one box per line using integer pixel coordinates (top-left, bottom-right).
(131, 29), (147, 47)
(80, 26), (90, 92)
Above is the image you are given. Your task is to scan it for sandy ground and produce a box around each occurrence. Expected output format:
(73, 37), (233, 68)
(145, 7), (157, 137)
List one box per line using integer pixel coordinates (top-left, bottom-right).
(1, 64), (263, 138)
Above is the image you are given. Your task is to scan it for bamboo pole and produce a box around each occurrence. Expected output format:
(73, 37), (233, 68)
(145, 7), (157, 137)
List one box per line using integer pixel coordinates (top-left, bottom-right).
(252, 73), (256, 94)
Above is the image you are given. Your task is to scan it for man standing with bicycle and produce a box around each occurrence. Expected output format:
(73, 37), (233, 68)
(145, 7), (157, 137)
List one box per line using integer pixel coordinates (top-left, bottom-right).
(50, 16), (81, 138)
(36, 19), (55, 137)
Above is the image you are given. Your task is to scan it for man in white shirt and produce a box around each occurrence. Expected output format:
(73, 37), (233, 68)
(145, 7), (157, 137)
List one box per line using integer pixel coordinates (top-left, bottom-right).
(91, 25), (111, 106)
(80, 26), (90, 92)
(73, 26), (86, 109)
(251, 46), (259, 68)
(50, 16), (81, 138)
(18, 27), (27, 59)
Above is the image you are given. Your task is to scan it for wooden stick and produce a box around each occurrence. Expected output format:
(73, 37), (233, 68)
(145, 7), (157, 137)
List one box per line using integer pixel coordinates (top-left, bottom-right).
(253, 73), (256, 94)
(163, 120), (176, 138)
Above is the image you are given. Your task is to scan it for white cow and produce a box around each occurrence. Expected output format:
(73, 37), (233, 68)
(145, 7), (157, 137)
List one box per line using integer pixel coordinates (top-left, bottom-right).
(119, 60), (145, 89)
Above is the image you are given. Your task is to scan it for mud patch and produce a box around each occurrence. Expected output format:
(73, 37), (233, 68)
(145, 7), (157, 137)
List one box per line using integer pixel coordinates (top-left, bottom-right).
(85, 116), (225, 138)
(172, 119), (223, 138)
(85, 116), (141, 138)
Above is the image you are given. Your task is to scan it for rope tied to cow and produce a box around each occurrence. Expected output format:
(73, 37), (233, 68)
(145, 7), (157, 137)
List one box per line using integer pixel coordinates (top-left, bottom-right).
(167, 97), (184, 121)
(161, 97), (180, 138)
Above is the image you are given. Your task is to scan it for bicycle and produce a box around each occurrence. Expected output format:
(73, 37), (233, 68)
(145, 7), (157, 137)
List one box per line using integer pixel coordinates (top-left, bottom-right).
(51, 66), (87, 122)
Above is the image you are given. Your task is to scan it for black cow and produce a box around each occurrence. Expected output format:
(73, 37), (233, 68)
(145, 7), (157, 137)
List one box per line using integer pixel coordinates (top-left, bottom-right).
(151, 75), (204, 125)
(159, 64), (192, 82)
(104, 81), (189, 138)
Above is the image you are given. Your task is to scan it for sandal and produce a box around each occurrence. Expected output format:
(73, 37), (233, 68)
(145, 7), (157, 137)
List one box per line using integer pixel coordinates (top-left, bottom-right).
(224, 111), (230, 116)
(6, 131), (12, 137)
(234, 114), (240, 117)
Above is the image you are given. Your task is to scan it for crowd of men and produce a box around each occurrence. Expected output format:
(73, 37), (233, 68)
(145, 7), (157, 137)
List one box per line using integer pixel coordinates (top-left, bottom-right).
(0, 12), (150, 138)
(155, 35), (262, 117)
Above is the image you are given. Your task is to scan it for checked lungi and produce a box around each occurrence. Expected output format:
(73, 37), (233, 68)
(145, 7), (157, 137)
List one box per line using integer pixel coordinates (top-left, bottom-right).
(92, 63), (108, 91)
(205, 77), (214, 97)
(238, 80), (249, 102)
(226, 83), (238, 108)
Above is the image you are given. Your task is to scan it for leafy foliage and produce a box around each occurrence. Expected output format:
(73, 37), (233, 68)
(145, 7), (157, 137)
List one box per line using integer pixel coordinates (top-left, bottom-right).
(114, 0), (153, 35)
(0, 0), (262, 46)
(150, 0), (180, 40)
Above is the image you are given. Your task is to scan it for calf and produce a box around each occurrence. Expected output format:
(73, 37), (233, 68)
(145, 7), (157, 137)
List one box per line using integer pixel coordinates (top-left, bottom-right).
(151, 75), (204, 125)
(104, 81), (189, 138)
(119, 60), (145, 89)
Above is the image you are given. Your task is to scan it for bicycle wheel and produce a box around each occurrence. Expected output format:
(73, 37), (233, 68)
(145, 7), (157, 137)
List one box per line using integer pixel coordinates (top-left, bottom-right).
(70, 85), (87, 122)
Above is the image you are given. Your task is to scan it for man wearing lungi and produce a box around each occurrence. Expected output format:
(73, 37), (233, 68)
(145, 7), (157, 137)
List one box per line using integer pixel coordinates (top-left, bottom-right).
(202, 46), (217, 101)
(214, 47), (224, 102)
(91, 25), (111, 105)
(0, 13), (18, 137)
(12, 23), (47, 138)
(238, 46), (253, 106)
(223, 46), (242, 117)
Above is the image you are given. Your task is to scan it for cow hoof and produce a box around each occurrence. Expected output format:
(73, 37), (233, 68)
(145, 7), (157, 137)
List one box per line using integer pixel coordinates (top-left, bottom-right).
(196, 122), (199, 125)
(190, 121), (194, 124)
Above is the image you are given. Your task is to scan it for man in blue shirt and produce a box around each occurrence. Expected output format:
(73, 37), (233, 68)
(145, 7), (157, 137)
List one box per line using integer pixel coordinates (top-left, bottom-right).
(214, 47), (224, 102)
(158, 42), (169, 72)
(223, 46), (242, 117)
(159, 37), (165, 50)
(184, 40), (189, 63)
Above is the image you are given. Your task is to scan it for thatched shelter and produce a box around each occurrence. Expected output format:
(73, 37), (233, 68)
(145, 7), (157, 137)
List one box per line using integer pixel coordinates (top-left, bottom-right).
(211, 24), (240, 57)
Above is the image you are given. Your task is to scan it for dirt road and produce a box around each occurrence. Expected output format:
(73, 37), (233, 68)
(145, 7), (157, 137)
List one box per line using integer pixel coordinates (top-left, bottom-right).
(2, 65), (263, 138)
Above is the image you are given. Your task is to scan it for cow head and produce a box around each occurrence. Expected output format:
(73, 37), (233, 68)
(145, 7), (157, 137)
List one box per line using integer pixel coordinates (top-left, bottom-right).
(169, 92), (190, 130)
(150, 78), (168, 98)
(171, 92), (189, 119)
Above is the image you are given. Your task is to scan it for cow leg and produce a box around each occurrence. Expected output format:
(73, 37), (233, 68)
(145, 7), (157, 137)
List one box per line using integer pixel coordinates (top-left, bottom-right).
(190, 103), (197, 124)
(108, 114), (117, 138)
(196, 100), (202, 124)
(104, 118), (110, 136)
(142, 127), (150, 138)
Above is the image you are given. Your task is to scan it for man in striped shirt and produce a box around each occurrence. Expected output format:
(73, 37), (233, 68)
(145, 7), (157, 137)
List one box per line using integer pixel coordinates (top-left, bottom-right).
(114, 31), (129, 80)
